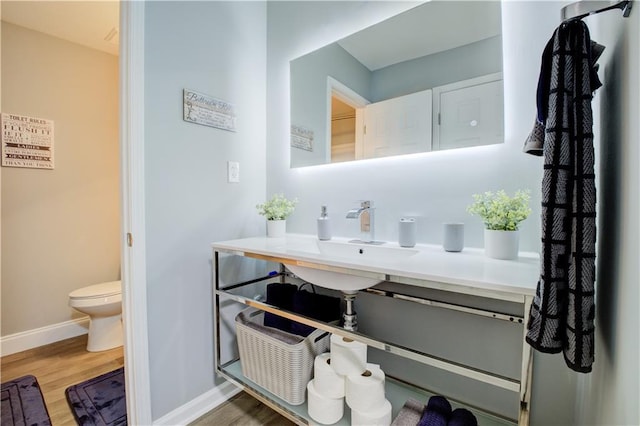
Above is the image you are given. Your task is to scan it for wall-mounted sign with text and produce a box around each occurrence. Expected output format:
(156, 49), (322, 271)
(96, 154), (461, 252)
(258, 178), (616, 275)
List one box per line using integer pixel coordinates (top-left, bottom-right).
(291, 125), (314, 152)
(183, 89), (237, 132)
(1, 113), (55, 169)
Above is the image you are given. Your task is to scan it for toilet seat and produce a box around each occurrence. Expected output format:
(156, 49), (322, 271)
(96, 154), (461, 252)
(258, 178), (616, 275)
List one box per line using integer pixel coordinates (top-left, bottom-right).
(68, 280), (123, 351)
(69, 280), (121, 300)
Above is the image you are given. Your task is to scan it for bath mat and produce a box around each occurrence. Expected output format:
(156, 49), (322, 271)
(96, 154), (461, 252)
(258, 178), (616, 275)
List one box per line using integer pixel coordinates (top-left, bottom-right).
(1, 374), (52, 426)
(66, 367), (127, 426)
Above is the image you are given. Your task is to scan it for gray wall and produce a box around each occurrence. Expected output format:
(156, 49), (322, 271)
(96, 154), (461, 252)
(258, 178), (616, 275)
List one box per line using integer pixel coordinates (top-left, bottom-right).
(267, 1), (588, 424)
(1, 22), (119, 336)
(575, 6), (640, 426)
(143, 1), (266, 419)
(370, 35), (503, 102)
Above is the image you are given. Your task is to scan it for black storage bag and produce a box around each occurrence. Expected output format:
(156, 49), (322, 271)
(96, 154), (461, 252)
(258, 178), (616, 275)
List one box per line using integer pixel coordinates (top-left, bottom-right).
(291, 286), (341, 337)
(263, 283), (298, 332)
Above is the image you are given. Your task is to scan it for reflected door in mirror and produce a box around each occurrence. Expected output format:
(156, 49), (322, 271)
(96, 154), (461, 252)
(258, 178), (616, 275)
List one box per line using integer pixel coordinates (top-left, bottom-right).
(363, 89), (432, 159)
(331, 97), (356, 163)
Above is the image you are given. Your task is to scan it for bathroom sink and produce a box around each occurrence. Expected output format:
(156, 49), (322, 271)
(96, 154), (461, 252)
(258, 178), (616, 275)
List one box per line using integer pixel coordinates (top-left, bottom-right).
(285, 264), (381, 293)
(317, 240), (418, 261)
(285, 240), (418, 293)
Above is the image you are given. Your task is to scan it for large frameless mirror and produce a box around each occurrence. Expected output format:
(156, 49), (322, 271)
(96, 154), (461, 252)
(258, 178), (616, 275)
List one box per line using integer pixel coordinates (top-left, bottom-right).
(290, 1), (504, 168)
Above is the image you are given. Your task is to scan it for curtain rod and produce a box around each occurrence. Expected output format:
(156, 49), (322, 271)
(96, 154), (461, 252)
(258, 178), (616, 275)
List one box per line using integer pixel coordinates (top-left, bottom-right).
(561, 0), (633, 22)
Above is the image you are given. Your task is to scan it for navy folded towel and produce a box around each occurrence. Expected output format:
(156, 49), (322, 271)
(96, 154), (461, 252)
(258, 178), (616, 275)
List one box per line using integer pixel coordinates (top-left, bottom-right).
(263, 283), (298, 332)
(448, 408), (477, 426)
(290, 288), (341, 336)
(418, 395), (451, 426)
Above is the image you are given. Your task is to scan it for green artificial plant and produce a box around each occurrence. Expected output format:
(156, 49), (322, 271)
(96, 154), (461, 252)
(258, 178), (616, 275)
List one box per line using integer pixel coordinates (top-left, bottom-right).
(467, 190), (532, 231)
(256, 193), (298, 221)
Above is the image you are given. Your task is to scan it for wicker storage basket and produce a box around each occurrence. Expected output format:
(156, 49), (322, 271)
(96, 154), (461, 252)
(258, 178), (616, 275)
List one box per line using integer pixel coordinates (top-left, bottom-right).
(235, 308), (330, 405)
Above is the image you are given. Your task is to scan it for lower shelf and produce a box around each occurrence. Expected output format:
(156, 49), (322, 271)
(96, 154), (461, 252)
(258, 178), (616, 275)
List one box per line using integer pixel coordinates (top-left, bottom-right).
(220, 360), (515, 426)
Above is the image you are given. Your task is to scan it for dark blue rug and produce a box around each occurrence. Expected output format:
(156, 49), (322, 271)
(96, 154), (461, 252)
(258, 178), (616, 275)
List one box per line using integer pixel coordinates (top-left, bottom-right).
(1, 375), (51, 426)
(65, 367), (127, 426)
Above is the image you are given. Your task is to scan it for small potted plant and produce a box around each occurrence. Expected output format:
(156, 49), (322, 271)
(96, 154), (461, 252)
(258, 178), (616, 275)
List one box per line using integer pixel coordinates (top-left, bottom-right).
(256, 193), (298, 237)
(467, 189), (532, 259)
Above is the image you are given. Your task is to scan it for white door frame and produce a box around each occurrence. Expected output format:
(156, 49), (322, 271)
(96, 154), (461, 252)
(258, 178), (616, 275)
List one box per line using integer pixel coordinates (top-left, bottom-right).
(119, 1), (152, 424)
(325, 76), (370, 162)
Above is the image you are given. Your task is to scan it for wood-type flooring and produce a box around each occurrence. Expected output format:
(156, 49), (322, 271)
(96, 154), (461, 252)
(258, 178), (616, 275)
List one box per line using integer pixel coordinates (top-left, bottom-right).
(1, 335), (293, 425)
(1, 335), (124, 425)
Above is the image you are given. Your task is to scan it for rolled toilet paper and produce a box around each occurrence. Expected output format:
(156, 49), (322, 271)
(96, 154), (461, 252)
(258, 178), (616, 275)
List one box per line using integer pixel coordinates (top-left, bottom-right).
(351, 398), (392, 426)
(330, 333), (367, 376)
(307, 380), (344, 425)
(314, 352), (345, 398)
(346, 363), (386, 411)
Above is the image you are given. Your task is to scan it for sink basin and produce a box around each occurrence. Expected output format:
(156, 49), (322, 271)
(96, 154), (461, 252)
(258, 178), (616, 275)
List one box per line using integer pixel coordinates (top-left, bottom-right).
(285, 264), (381, 293)
(317, 240), (418, 261)
(285, 240), (418, 293)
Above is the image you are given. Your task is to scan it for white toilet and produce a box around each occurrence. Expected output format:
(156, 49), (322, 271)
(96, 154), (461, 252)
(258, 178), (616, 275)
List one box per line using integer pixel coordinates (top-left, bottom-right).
(69, 280), (123, 352)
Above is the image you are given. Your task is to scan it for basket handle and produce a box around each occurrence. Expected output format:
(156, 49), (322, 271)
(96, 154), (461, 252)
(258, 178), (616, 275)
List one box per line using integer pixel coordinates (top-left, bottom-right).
(298, 282), (317, 293)
(314, 331), (330, 343)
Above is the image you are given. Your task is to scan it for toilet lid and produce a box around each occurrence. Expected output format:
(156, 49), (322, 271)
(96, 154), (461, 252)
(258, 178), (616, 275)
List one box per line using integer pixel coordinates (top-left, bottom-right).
(69, 280), (121, 299)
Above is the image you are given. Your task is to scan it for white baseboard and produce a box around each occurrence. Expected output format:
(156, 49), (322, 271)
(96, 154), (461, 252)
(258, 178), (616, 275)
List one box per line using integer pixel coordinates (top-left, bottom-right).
(153, 381), (241, 426)
(1, 317), (89, 357)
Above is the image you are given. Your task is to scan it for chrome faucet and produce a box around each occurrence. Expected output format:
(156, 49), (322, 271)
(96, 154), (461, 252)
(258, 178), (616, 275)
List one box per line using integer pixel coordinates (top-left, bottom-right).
(346, 201), (383, 244)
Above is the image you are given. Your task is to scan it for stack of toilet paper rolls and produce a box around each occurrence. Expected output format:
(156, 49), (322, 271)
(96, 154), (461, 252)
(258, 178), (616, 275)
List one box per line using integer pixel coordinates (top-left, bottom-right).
(307, 333), (392, 426)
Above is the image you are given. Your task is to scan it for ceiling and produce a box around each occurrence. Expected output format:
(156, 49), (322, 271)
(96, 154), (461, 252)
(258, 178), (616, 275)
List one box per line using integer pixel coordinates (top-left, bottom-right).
(338, 1), (502, 71)
(0, 1), (499, 64)
(1, 1), (120, 56)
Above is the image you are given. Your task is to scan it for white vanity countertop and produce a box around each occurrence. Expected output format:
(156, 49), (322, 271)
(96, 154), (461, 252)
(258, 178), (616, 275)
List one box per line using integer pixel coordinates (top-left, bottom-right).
(212, 234), (540, 300)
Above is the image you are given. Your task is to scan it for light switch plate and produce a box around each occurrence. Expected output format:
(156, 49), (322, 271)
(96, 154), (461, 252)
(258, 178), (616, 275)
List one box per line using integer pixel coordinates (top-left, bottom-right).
(227, 161), (240, 183)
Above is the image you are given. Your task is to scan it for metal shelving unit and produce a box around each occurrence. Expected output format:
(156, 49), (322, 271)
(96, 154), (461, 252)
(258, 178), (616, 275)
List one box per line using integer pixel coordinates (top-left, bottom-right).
(213, 247), (534, 426)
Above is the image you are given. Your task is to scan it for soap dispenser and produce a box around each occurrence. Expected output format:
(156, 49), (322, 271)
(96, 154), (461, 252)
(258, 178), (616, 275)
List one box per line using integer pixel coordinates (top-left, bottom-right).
(317, 206), (332, 241)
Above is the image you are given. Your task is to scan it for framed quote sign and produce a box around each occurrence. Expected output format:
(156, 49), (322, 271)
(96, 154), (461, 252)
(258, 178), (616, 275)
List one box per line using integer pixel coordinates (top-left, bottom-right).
(1, 113), (54, 169)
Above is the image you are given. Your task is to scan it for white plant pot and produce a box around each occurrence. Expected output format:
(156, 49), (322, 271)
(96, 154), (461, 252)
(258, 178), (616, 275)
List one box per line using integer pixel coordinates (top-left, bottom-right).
(266, 220), (286, 238)
(484, 229), (519, 260)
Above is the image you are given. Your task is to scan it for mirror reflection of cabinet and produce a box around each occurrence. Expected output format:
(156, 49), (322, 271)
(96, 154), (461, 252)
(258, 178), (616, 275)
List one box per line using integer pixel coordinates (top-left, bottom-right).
(433, 73), (504, 151)
(328, 73), (501, 162)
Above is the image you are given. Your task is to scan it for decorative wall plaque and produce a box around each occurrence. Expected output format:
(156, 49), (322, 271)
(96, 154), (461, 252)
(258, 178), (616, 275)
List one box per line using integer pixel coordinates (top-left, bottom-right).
(1, 113), (54, 169)
(183, 89), (236, 132)
(291, 125), (314, 151)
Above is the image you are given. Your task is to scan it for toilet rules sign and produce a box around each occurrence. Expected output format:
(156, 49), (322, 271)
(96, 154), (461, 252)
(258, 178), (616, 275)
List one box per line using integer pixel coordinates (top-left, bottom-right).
(1, 112), (55, 170)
